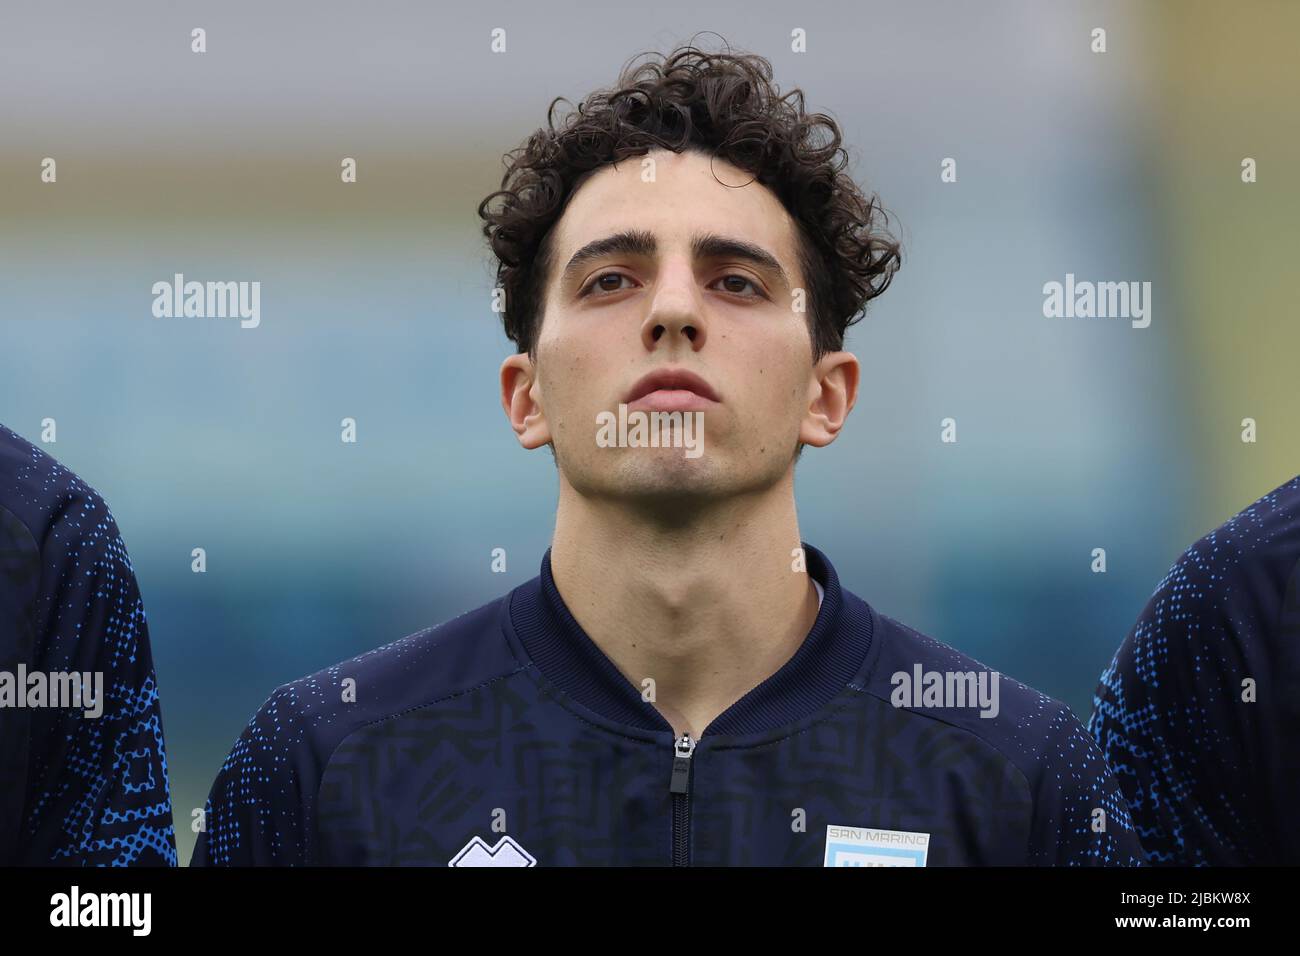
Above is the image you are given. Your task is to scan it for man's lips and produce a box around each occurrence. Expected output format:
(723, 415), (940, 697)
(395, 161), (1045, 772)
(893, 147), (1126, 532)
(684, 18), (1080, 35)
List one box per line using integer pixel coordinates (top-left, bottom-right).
(623, 368), (720, 413)
(626, 389), (716, 413)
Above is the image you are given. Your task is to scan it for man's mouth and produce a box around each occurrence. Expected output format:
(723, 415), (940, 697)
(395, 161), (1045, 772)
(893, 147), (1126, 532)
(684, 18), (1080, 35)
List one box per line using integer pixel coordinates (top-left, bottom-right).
(623, 368), (720, 413)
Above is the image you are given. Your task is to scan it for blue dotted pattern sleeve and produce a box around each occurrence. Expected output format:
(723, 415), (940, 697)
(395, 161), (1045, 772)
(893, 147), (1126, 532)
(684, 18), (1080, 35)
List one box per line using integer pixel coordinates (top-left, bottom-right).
(1028, 703), (1147, 866)
(191, 683), (318, 866)
(0, 425), (177, 865)
(1088, 476), (1300, 864)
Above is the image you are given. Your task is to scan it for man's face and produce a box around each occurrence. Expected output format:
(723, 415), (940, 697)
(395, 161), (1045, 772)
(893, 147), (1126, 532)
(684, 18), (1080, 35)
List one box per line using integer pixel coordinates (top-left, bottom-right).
(504, 146), (850, 509)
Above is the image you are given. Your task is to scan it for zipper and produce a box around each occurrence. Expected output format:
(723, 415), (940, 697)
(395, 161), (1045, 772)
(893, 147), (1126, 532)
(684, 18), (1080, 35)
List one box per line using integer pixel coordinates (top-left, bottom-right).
(668, 732), (695, 866)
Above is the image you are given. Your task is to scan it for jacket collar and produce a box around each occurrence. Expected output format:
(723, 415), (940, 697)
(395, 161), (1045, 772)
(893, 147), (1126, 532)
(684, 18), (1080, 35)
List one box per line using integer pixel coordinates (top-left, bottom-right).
(507, 542), (873, 738)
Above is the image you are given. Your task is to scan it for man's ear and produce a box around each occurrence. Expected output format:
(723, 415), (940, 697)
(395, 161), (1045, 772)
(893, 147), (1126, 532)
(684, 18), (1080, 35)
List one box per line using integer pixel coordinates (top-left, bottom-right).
(501, 352), (552, 450)
(798, 351), (859, 448)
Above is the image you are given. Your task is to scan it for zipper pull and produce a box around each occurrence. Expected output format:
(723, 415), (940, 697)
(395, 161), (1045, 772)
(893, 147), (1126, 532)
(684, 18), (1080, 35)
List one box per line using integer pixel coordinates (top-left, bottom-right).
(669, 733), (695, 794)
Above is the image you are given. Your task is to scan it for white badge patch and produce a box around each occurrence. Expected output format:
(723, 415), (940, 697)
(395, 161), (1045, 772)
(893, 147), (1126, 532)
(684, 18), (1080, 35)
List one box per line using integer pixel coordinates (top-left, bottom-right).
(448, 835), (537, 867)
(824, 825), (930, 867)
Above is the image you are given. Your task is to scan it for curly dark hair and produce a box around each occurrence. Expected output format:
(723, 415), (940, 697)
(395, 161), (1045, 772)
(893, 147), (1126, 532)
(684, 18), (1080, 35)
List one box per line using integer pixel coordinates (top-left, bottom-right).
(477, 43), (902, 361)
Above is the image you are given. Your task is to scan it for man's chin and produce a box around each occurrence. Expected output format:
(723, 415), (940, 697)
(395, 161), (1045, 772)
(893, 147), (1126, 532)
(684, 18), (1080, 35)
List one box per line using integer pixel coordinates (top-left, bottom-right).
(618, 455), (723, 497)
(570, 455), (730, 508)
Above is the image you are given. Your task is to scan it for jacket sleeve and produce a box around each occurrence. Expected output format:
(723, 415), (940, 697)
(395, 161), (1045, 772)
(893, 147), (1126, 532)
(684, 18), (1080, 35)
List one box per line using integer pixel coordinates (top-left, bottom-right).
(191, 683), (319, 866)
(1026, 702), (1147, 866)
(22, 495), (177, 866)
(1088, 546), (1272, 865)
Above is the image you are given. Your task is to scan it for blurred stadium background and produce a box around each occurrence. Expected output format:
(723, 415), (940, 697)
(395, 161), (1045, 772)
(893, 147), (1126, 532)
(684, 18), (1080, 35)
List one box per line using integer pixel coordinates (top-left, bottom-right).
(1, 1), (1296, 864)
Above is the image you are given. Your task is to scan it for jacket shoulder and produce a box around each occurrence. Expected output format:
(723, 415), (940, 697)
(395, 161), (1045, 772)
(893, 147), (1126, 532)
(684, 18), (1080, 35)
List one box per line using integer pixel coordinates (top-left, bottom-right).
(259, 591), (525, 751)
(859, 609), (1108, 788)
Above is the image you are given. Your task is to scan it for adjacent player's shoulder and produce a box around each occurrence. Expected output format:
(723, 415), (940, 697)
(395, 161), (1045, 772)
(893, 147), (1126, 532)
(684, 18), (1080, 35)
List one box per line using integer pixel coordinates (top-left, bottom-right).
(0, 424), (117, 544)
(1166, 475), (1300, 602)
(1126, 474), (1300, 668)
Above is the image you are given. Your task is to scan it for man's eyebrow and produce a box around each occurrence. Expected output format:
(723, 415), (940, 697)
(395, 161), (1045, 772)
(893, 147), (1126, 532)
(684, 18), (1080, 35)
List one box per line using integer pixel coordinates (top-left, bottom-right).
(558, 229), (790, 289)
(690, 232), (789, 288)
(560, 229), (657, 286)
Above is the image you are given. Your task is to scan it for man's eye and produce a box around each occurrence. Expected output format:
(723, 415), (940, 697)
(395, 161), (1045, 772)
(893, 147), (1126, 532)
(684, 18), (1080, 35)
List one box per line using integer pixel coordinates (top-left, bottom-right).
(580, 272), (763, 298)
(713, 274), (763, 297)
(581, 272), (633, 296)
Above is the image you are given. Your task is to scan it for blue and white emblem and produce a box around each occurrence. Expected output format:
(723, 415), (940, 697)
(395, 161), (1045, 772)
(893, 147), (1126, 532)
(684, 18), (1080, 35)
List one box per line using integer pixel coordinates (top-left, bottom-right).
(824, 825), (930, 867)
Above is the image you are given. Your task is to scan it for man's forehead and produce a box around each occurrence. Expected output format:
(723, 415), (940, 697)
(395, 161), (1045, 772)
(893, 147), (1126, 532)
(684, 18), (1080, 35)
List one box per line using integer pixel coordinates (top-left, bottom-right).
(552, 150), (797, 265)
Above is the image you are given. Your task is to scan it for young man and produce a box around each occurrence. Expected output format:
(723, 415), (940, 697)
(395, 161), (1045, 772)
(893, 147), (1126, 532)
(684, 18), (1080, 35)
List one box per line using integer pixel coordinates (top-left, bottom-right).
(193, 46), (1144, 866)
(1090, 476), (1300, 864)
(0, 424), (177, 865)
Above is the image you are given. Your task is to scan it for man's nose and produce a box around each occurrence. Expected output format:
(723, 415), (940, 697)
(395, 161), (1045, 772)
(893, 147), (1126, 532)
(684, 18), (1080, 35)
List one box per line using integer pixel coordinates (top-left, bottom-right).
(640, 259), (707, 349)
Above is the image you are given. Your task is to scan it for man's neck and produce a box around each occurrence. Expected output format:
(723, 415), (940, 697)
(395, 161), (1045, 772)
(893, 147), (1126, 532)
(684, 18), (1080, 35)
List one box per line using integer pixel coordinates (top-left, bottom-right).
(549, 474), (821, 739)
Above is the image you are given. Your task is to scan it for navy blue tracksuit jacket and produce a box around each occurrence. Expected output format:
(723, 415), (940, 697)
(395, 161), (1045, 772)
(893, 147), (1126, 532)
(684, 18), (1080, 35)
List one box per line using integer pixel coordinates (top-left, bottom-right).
(0, 424), (176, 865)
(1090, 475), (1300, 864)
(193, 544), (1145, 866)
